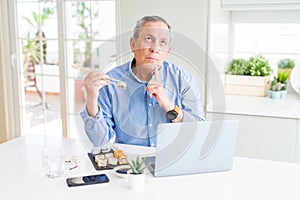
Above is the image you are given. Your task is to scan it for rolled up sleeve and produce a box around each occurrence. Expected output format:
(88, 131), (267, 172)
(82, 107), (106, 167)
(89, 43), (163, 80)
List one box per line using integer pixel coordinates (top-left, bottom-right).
(80, 107), (111, 147)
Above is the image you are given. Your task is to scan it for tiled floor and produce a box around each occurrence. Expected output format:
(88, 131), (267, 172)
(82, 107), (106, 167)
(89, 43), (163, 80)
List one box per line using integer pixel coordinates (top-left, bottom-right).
(23, 85), (87, 138)
(24, 90), (62, 136)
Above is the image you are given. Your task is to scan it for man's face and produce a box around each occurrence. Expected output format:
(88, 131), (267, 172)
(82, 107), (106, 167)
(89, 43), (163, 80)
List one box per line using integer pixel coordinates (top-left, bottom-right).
(130, 21), (171, 67)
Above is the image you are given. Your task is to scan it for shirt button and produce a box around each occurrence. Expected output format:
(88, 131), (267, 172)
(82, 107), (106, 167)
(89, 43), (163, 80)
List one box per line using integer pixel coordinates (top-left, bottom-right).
(151, 143), (155, 147)
(148, 103), (152, 107)
(149, 123), (152, 127)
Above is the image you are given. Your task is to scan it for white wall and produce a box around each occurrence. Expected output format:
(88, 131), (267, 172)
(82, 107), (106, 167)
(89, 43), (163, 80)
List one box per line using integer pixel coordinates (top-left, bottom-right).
(117, 0), (208, 46)
(117, 0), (209, 106)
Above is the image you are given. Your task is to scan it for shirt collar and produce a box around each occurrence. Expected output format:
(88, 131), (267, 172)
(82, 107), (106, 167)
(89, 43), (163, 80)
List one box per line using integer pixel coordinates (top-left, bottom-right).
(129, 58), (148, 84)
(128, 58), (167, 84)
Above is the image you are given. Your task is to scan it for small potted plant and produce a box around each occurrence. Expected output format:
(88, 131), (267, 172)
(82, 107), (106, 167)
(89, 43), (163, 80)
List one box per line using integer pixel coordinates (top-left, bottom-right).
(127, 155), (146, 191)
(278, 58), (295, 80)
(268, 71), (289, 99)
(248, 54), (273, 77)
(225, 55), (273, 97)
(227, 58), (249, 75)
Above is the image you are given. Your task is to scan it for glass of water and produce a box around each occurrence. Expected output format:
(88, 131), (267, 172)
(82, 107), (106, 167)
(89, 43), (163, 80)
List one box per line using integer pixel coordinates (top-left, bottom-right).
(42, 147), (65, 178)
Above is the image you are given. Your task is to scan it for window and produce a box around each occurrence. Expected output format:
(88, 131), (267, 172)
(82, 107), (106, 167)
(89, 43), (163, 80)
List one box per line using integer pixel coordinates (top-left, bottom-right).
(11, 0), (116, 138)
(232, 11), (300, 72)
(207, 5), (300, 116)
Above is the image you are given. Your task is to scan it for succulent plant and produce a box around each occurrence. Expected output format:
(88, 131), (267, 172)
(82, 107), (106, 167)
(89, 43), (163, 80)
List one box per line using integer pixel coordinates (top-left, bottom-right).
(277, 71), (289, 84)
(278, 58), (295, 69)
(270, 78), (286, 91)
(228, 58), (249, 75)
(128, 155), (146, 174)
(227, 55), (272, 76)
(248, 55), (273, 76)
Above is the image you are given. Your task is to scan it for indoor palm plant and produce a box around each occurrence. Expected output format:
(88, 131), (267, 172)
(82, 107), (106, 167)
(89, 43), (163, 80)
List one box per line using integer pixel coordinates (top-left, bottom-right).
(22, 7), (54, 64)
(127, 155), (146, 191)
(72, 2), (99, 67)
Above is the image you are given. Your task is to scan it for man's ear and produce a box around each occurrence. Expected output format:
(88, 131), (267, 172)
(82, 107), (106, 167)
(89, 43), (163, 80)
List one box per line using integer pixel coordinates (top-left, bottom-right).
(130, 37), (135, 52)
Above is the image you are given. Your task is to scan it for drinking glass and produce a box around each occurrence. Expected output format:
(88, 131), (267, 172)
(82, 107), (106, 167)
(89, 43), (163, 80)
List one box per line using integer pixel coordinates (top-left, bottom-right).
(42, 147), (65, 178)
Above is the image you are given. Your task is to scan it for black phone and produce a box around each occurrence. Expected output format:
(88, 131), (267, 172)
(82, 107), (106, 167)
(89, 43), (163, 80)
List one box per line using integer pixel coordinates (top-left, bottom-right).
(66, 174), (109, 187)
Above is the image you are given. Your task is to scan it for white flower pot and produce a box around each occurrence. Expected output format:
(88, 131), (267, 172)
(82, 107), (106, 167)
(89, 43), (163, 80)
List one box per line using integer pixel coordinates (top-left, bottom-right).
(128, 172), (145, 191)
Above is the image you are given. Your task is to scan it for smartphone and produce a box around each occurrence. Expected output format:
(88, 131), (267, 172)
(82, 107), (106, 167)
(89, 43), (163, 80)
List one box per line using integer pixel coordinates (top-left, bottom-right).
(66, 174), (109, 187)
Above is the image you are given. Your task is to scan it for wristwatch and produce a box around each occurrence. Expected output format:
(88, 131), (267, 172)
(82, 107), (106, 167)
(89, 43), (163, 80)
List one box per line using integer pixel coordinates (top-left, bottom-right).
(166, 104), (180, 120)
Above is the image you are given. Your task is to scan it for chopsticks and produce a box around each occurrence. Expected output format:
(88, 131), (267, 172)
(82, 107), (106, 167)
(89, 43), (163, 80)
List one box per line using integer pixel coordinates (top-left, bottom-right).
(71, 65), (127, 89)
(105, 77), (127, 89)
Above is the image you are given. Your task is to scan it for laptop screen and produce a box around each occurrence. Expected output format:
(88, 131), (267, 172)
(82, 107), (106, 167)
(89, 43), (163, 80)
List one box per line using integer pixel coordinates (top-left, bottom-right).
(146, 120), (239, 177)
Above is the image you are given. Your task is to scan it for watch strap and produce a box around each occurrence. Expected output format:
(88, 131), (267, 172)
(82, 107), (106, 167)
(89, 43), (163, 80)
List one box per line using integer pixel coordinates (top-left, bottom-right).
(173, 104), (179, 114)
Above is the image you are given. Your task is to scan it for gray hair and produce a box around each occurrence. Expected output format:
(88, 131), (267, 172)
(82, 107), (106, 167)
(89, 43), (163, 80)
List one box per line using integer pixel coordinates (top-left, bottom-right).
(133, 15), (173, 43)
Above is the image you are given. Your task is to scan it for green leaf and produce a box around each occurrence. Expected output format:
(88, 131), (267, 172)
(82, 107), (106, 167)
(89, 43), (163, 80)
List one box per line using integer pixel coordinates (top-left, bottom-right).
(128, 155), (146, 174)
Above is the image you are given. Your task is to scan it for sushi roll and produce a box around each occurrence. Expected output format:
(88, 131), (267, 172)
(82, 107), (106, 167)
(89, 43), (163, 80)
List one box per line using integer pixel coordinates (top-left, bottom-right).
(97, 159), (107, 167)
(91, 148), (101, 155)
(95, 154), (105, 163)
(113, 150), (128, 164)
(105, 153), (114, 159)
(108, 157), (118, 166)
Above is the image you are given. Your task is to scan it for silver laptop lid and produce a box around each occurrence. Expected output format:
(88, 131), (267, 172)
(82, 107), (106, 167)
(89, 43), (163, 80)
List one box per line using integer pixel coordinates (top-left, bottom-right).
(151, 120), (239, 177)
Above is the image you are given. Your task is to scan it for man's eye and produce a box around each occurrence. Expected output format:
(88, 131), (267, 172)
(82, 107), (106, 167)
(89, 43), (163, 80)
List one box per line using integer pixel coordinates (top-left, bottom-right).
(160, 40), (168, 46)
(145, 36), (152, 42)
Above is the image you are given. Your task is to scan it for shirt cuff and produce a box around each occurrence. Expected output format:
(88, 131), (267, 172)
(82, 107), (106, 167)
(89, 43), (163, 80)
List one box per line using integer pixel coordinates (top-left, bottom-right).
(80, 107), (104, 128)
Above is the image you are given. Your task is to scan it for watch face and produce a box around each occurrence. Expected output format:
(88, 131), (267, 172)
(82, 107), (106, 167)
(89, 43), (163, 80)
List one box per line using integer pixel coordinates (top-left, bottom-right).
(166, 110), (178, 120)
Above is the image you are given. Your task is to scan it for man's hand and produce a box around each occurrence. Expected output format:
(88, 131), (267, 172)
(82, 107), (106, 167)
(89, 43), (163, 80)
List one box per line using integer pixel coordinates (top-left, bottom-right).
(146, 81), (183, 122)
(146, 81), (174, 111)
(84, 72), (109, 96)
(84, 72), (109, 117)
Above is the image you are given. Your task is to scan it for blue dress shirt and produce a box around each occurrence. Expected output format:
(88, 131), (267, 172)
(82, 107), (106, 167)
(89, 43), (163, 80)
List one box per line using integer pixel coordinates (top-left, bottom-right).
(80, 59), (205, 147)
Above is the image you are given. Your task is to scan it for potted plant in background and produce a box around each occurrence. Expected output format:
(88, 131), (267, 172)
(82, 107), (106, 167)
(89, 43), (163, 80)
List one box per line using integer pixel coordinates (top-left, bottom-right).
(127, 155), (146, 191)
(71, 2), (100, 112)
(268, 70), (289, 99)
(22, 35), (41, 68)
(72, 2), (99, 67)
(21, 7), (54, 108)
(225, 55), (273, 97)
(278, 58), (295, 80)
(22, 7), (54, 64)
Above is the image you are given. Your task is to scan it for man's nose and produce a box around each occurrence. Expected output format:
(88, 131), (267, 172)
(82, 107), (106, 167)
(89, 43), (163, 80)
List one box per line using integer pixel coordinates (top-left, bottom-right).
(149, 45), (159, 53)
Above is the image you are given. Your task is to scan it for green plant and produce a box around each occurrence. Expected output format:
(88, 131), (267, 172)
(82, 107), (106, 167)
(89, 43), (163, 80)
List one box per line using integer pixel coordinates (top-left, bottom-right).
(128, 155), (146, 174)
(278, 58), (295, 69)
(270, 79), (286, 91)
(227, 58), (249, 75)
(22, 35), (40, 65)
(227, 55), (272, 76)
(23, 8), (54, 31)
(248, 55), (273, 76)
(22, 7), (55, 64)
(270, 70), (288, 91)
(277, 71), (289, 84)
(72, 2), (99, 66)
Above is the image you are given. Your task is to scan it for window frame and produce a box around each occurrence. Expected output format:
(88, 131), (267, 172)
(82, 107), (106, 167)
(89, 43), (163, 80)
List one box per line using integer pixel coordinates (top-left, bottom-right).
(2, 0), (117, 139)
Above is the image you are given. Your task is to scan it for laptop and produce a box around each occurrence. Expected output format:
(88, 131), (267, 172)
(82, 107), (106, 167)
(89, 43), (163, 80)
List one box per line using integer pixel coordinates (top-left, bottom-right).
(145, 120), (239, 177)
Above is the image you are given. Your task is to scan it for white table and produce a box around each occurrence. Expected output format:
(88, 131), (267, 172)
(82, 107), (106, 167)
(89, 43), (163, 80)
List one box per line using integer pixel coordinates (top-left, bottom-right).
(1, 135), (300, 200)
